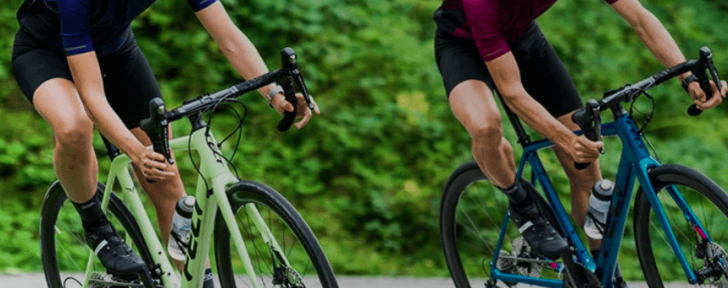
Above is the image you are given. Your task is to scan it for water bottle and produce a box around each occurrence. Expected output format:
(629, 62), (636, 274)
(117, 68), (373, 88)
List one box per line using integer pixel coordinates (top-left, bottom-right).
(168, 196), (195, 261)
(584, 179), (614, 240)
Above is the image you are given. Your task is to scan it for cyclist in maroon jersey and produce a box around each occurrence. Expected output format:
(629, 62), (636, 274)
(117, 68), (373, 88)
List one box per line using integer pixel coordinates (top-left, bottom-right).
(434, 0), (727, 280)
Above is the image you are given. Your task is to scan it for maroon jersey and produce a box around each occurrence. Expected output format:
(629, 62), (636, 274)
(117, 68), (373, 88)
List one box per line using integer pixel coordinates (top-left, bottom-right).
(434, 0), (619, 61)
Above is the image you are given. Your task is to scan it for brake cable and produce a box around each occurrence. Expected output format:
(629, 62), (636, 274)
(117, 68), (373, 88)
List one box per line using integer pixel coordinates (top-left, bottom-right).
(628, 90), (661, 162)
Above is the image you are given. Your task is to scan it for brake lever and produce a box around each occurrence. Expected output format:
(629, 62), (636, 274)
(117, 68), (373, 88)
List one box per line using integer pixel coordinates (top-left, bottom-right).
(688, 47), (719, 116)
(278, 76), (297, 132)
(573, 99), (603, 170)
(291, 67), (314, 111)
(139, 97), (174, 183)
(277, 47), (310, 132)
(707, 55), (723, 96)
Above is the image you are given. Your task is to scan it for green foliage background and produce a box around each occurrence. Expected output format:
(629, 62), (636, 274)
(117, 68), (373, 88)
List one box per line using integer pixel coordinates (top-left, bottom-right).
(1, 0), (728, 280)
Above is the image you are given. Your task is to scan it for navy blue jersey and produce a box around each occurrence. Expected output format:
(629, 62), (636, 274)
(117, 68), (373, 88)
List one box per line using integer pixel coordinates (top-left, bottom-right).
(38, 0), (216, 56)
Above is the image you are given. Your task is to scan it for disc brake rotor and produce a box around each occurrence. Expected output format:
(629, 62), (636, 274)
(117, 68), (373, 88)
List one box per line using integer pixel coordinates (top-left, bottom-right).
(273, 266), (305, 288)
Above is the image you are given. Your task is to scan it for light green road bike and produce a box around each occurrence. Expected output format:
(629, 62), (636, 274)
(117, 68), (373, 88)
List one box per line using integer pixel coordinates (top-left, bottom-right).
(40, 48), (339, 288)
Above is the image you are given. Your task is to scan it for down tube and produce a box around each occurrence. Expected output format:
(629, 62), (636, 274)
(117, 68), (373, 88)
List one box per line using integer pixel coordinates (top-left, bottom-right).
(181, 173), (220, 288)
(595, 152), (638, 288)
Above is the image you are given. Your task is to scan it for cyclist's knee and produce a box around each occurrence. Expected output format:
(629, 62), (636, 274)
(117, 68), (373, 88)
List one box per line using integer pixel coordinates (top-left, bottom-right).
(470, 117), (503, 147)
(54, 117), (94, 150)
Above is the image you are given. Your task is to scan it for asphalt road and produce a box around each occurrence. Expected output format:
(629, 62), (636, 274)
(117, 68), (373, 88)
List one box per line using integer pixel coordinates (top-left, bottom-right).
(0, 274), (684, 288)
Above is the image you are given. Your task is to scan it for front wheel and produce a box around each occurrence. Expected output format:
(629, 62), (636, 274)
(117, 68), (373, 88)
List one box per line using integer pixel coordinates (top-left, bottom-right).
(214, 181), (338, 288)
(634, 164), (728, 287)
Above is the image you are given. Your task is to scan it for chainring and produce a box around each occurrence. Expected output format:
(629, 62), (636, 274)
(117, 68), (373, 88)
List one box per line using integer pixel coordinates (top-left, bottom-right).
(563, 262), (602, 288)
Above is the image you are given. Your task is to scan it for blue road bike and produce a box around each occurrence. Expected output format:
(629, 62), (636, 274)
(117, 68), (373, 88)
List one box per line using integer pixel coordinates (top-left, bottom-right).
(440, 47), (728, 288)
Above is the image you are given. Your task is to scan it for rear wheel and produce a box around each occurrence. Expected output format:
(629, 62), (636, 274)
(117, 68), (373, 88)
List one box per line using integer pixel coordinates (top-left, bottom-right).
(440, 161), (563, 288)
(214, 181), (338, 288)
(634, 164), (728, 287)
(40, 181), (155, 288)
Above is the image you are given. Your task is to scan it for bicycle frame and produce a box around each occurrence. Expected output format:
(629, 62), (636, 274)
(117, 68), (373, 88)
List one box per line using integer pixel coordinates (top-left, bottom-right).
(488, 109), (713, 288)
(87, 127), (291, 288)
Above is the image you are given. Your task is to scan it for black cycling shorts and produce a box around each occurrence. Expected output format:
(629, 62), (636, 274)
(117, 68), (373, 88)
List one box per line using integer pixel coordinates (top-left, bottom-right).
(435, 21), (583, 118)
(12, 14), (160, 129)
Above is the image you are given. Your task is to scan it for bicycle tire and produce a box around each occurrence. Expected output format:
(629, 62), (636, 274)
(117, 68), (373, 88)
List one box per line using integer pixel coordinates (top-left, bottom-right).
(441, 161), (563, 288)
(214, 181), (339, 288)
(40, 181), (155, 288)
(634, 164), (728, 287)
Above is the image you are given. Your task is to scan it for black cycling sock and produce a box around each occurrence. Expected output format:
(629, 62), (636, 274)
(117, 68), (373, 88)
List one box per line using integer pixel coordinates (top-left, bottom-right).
(499, 180), (530, 207)
(72, 193), (109, 231)
(203, 268), (215, 288)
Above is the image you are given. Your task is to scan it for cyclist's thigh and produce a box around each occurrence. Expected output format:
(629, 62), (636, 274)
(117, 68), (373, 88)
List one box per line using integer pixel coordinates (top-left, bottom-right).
(513, 21), (583, 120)
(435, 30), (501, 132)
(13, 41), (93, 138)
(99, 37), (162, 131)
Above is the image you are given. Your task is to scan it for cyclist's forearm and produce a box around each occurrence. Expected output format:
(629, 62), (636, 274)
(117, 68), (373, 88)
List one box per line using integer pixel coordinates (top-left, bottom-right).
(218, 29), (277, 96)
(196, 2), (277, 99)
(614, 0), (689, 80)
(486, 53), (575, 148)
(67, 53), (147, 159)
(501, 89), (574, 148)
(634, 13), (688, 79)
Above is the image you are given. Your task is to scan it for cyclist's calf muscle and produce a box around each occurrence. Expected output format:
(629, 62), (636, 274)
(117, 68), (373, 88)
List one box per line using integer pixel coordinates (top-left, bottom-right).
(449, 79), (516, 189)
(33, 78), (99, 204)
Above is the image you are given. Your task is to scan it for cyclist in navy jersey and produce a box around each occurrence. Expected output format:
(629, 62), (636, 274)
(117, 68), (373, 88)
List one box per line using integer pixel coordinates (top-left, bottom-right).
(12, 0), (320, 278)
(434, 0), (727, 281)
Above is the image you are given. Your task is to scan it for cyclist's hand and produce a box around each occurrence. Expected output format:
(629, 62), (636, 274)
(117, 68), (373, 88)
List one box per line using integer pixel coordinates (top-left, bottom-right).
(570, 135), (604, 164)
(688, 80), (728, 111)
(132, 149), (175, 182)
(271, 92), (321, 129)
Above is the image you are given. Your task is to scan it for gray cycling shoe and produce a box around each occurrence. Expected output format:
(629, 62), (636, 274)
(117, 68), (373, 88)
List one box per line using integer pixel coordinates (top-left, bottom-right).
(85, 223), (146, 275)
(508, 182), (569, 259)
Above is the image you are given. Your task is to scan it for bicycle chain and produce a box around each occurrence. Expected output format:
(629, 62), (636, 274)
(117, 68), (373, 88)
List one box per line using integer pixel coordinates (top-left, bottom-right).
(87, 272), (145, 288)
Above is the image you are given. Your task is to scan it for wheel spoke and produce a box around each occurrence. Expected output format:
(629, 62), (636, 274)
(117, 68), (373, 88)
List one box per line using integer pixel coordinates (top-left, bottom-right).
(636, 169), (728, 287)
(221, 186), (332, 288)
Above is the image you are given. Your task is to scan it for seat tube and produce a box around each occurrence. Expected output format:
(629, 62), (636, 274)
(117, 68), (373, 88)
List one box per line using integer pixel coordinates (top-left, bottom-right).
(497, 93), (530, 146)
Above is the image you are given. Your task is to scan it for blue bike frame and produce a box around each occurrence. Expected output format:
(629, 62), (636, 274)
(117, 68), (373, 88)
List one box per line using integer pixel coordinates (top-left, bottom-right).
(488, 113), (712, 288)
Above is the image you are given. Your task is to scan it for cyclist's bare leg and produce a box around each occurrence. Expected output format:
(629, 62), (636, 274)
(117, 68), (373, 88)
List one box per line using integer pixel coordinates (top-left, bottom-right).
(33, 78), (98, 204)
(449, 80), (516, 188)
(129, 128), (186, 271)
(552, 111), (602, 249)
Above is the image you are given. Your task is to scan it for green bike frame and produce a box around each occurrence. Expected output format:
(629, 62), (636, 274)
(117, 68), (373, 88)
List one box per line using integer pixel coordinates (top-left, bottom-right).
(85, 127), (290, 288)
